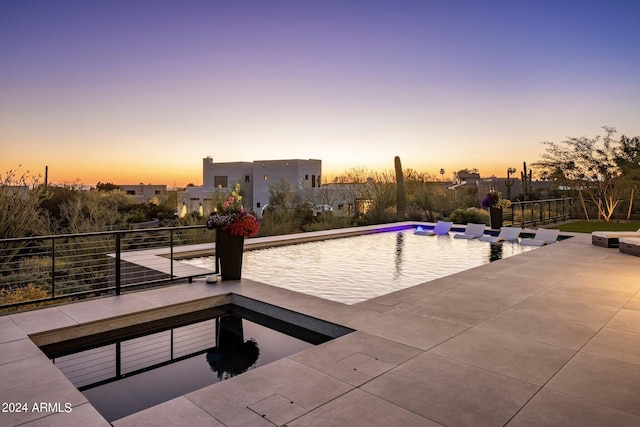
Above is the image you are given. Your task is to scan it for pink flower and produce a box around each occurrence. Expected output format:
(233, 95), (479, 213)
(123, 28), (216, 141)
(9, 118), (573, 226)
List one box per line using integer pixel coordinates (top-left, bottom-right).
(223, 201), (229, 207)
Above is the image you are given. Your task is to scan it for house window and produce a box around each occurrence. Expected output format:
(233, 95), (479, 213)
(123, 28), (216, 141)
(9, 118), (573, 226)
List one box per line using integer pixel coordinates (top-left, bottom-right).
(264, 175), (268, 181)
(155, 190), (161, 195)
(305, 174), (309, 180)
(245, 175), (250, 183)
(256, 202), (261, 208)
(311, 175), (316, 188)
(214, 176), (228, 187)
(126, 190), (136, 195)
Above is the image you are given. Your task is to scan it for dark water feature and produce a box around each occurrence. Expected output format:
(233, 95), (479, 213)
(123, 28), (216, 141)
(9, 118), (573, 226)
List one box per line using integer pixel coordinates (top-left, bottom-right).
(46, 308), (335, 422)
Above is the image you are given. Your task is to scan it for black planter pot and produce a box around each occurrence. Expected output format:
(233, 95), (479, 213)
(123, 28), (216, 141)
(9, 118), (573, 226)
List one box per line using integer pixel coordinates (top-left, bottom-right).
(215, 229), (245, 281)
(489, 207), (503, 230)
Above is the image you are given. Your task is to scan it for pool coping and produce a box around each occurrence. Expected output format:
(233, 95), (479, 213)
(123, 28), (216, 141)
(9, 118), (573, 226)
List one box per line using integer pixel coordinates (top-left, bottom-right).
(2, 222), (640, 426)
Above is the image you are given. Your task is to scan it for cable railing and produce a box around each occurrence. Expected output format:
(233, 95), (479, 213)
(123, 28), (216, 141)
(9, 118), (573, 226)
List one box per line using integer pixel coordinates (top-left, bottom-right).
(0, 225), (216, 312)
(503, 197), (573, 227)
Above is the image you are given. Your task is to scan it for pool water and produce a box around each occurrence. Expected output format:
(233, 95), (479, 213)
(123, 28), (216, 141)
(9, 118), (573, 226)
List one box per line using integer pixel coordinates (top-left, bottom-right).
(186, 229), (537, 305)
(51, 314), (321, 422)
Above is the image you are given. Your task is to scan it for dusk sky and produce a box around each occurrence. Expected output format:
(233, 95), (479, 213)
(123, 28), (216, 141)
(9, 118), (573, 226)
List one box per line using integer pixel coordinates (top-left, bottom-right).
(2, 0), (640, 187)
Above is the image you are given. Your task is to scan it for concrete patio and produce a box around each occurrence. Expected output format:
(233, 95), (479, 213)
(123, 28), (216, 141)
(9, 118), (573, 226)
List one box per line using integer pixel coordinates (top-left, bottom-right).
(1, 227), (639, 426)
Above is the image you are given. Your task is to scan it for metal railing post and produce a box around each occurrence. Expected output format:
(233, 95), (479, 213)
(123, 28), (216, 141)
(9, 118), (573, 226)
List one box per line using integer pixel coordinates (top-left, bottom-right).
(115, 233), (121, 296)
(116, 342), (122, 378)
(170, 229), (174, 279)
(51, 237), (55, 298)
(530, 202), (534, 225)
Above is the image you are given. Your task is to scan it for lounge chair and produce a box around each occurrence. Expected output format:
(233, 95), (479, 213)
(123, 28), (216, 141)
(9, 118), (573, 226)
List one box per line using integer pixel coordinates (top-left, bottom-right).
(453, 223), (486, 239)
(520, 228), (559, 246)
(414, 221), (453, 236)
(592, 228), (640, 248)
(478, 227), (522, 244)
(619, 237), (640, 257)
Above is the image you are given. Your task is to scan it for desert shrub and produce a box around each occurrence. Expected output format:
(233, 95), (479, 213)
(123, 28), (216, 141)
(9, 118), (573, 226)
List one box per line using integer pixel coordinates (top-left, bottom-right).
(1, 169), (50, 239)
(449, 207), (486, 225)
(258, 209), (299, 236)
(302, 214), (352, 232)
(0, 283), (72, 313)
(364, 206), (396, 225)
(352, 217), (370, 227)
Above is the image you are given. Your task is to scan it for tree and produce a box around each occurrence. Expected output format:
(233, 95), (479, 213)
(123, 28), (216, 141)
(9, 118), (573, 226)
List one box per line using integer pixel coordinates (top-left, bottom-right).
(453, 168), (479, 181)
(534, 126), (630, 222)
(39, 185), (81, 226)
(58, 189), (132, 232)
(616, 135), (640, 220)
(267, 177), (300, 210)
(258, 179), (307, 235)
(0, 168), (49, 239)
(95, 182), (121, 192)
(329, 167), (396, 223)
(0, 168), (51, 282)
(300, 179), (340, 211)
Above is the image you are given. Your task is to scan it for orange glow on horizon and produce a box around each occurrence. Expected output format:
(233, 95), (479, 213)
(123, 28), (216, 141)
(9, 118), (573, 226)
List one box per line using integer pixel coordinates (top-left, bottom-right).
(10, 158), (533, 189)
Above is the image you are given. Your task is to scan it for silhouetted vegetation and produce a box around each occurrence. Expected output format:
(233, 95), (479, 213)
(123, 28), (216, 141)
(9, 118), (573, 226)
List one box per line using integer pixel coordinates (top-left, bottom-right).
(534, 127), (640, 222)
(449, 208), (486, 225)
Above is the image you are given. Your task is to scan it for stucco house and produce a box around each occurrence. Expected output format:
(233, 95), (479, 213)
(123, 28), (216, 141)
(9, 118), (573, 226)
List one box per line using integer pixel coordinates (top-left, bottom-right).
(177, 158), (321, 217)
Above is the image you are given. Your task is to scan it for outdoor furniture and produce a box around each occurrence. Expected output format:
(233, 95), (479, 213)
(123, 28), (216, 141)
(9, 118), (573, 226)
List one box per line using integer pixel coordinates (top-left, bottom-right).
(619, 237), (640, 257)
(453, 223), (486, 239)
(591, 228), (640, 248)
(414, 221), (453, 236)
(520, 228), (559, 246)
(478, 227), (522, 244)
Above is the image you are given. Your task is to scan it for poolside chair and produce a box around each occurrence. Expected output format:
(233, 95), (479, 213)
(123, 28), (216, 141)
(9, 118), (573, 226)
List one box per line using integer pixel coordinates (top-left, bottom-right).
(520, 228), (559, 246)
(453, 223), (486, 240)
(414, 221), (453, 236)
(619, 237), (640, 257)
(591, 228), (640, 248)
(478, 227), (522, 244)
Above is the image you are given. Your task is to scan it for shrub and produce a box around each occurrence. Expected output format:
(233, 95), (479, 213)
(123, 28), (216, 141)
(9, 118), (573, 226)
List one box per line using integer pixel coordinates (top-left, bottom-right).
(0, 283), (72, 313)
(303, 214), (352, 232)
(449, 207), (486, 225)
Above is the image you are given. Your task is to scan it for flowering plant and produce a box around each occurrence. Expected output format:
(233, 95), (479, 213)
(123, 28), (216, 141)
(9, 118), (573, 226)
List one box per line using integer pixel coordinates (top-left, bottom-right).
(206, 184), (260, 237)
(481, 191), (511, 209)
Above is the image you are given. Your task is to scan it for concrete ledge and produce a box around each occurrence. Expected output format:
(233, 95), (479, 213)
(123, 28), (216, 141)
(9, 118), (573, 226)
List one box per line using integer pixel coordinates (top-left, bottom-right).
(30, 294), (232, 349)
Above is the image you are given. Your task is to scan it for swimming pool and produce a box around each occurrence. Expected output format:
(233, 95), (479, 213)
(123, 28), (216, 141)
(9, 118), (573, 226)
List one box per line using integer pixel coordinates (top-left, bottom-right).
(48, 309), (337, 422)
(185, 228), (537, 305)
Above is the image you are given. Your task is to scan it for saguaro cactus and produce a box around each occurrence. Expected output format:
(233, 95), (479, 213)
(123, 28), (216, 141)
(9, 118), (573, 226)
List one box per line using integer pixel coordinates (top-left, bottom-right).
(521, 162), (533, 201)
(504, 167), (516, 200)
(395, 156), (406, 221)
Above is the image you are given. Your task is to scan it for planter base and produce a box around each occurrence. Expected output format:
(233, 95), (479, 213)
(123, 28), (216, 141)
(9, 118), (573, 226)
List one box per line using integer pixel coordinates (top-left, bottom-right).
(215, 230), (245, 281)
(489, 207), (504, 229)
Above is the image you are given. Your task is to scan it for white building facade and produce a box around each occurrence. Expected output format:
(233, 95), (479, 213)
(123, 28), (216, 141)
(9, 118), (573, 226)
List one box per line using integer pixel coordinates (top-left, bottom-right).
(250, 159), (321, 213)
(178, 157), (322, 217)
(119, 184), (167, 204)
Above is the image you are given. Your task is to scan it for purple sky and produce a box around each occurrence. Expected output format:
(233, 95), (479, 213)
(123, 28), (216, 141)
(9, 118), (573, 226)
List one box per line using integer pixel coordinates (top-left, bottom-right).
(2, 0), (639, 186)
